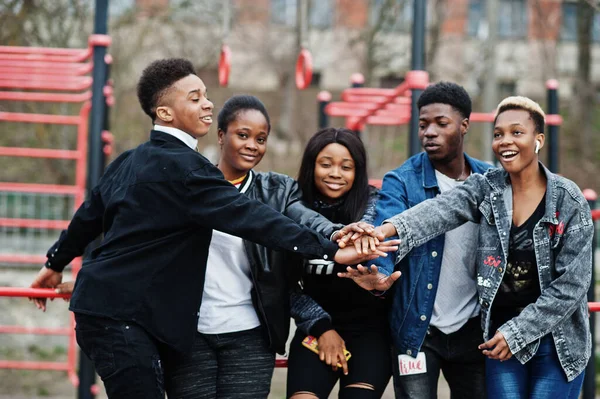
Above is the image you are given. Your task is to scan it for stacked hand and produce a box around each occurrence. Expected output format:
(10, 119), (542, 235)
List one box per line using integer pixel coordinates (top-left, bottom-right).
(338, 264), (401, 292)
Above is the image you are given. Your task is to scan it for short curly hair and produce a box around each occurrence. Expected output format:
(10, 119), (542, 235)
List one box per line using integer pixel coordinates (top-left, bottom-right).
(136, 58), (196, 121)
(494, 96), (545, 134)
(417, 81), (472, 120)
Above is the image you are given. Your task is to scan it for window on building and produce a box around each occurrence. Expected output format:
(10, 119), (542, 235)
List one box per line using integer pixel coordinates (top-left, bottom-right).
(370, 0), (412, 33)
(468, 0), (527, 39)
(271, 0), (296, 26)
(272, 0), (333, 29)
(561, 1), (600, 42)
(498, 81), (516, 99)
(309, 0), (333, 29)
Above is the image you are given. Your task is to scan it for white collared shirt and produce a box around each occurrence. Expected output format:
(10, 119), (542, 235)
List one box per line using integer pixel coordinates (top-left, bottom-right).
(153, 124), (198, 150)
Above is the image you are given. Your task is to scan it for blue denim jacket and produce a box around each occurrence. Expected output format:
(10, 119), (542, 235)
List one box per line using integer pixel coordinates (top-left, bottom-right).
(371, 152), (491, 357)
(385, 164), (593, 381)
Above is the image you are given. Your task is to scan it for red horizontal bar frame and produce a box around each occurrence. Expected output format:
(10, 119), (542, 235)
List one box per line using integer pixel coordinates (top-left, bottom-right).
(0, 360), (70, 371)
(0, 50), (91, 63)
(0, 60), (93, 72)
(0, 218), (69, 229)
(469, 112), (496, 123)
(0, 147), (80, 160)
(1, 73), (92, 83)
(341, 94), (412, 105)
(0, 287), (70, 299)
(589, 302), (600, 312)
(0, 91), (92, 103)
(0, 112), (82, 125)
(365, 115), (410, 126)
(0, 78), (92, 91)
(0, 64), (93, 76)
(0, 325), (71, 335)
(0, 182), (81, 195)
(0, 254), (47, 264)
(0, 45), (88, 56)
(275, 359), (288, 368)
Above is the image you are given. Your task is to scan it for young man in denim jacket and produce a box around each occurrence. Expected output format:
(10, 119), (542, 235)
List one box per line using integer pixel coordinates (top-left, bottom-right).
(370, 82), (491, 398)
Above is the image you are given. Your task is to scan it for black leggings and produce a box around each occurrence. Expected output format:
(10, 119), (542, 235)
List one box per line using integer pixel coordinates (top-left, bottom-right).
(163, 327), (275, 399)
(286, 327), (392, 399)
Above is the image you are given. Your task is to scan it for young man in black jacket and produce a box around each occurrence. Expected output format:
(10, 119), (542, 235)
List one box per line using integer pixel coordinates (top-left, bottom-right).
(30, 58), (395, 399)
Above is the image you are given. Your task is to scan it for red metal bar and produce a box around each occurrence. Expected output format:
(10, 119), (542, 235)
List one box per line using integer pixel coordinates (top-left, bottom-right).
(275, 358), (288, 368)
(0, 326), (71, 335)
(0, 73), (93, 83)
(0, 51), (92, 63)
(0, 287), (69, 299)
(0, 182), (81, 195)
(592, 209), (600, 221)
(365, 115), (410, 126)
(470, 112), (496, 123)
(0, 77), (92, 91)
(0, 60), (93, 73)
(0, 112), (82, 125)
(0, 91), (92, 102)
(0, 218), (69, 229)
(589, 302), (600, 312)
(342, 88), (398, 97)
(0, 147), (80, 160)
(0, 45), (89, 56)
(0, 255), (47, 264)
(74, 102), (91, 200)
(348, 80), (411, 130)
(0, 64), (93, 76)
(0, 360), (70, 371)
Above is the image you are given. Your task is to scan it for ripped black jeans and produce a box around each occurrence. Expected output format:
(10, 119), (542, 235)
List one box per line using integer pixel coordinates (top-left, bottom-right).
(74, 313), (166, 399)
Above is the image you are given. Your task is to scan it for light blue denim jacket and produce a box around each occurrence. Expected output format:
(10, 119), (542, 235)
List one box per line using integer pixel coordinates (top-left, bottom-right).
(385, 163), (593, 381)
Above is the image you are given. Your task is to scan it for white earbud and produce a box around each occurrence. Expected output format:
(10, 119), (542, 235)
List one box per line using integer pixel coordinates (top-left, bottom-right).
(535, 141), (540, 154)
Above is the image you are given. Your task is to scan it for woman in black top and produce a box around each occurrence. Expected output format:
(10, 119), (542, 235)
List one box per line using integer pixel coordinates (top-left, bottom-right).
(287, 128), (392, 399)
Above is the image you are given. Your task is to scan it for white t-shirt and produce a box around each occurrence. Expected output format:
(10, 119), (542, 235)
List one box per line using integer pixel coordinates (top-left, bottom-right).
(197, 173), (261, 334)
(429, 170), (480, 334)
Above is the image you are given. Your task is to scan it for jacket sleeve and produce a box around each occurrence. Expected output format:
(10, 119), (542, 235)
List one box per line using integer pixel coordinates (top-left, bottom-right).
(184, 164), (339, 260)
(289, 283), (333, 337)
(45, 185), (105, 272)
(361, 186), (380, 225)
(367, 171), (411, 276)
(498, 203), (594, 355)
(283, 177), (343, 238)
(385, 173), (487, 263)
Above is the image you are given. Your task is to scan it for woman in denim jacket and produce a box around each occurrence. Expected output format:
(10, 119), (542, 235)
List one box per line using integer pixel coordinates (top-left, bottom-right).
(343, 96), (593, 398)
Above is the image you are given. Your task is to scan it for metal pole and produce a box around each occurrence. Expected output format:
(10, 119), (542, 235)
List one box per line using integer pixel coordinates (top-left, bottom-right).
(481, 0), (498, 163)
(79, 1), (109, 398)
(222, 0), (231, 43)
(409, 0), (427, 156)
(317, 91), (331, 129)
(546, 79), (560, 173)
(583, 189), (597, 399)
(350, 73), (364, 136)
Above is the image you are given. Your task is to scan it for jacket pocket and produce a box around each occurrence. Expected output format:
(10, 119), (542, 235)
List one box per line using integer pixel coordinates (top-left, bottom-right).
(478, 199), (495, 225)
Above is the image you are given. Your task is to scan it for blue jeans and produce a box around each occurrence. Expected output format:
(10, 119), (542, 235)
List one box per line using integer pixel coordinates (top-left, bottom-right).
(486, 335), (585, 399)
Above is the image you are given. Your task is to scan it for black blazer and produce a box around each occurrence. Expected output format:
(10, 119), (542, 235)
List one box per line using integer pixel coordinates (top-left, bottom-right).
(46, 131), (338, 352)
